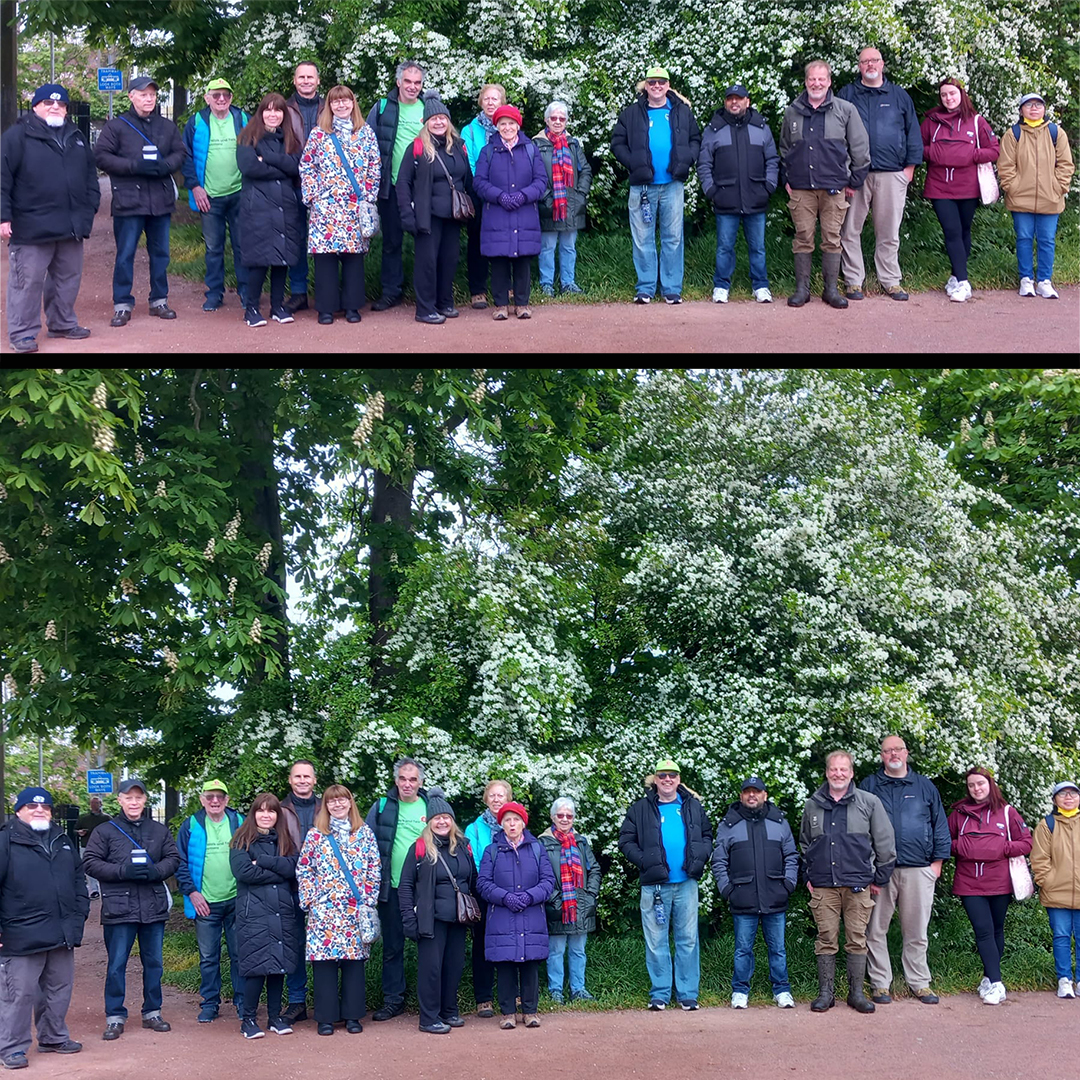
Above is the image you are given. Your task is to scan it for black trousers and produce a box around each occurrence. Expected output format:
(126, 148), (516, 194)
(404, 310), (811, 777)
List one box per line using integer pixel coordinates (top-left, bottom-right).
(379, 185), (405, 299)
(242, 972), (284, 1021)
(961, 894), (1011, 982)
(379, 887), (406, 1007)
(490, 256), (531, 308)
(471, 904), (494, 1004)
(495, 959), (538, 1016)
(248, 265), (287, 311)
(311, 958), (365, 1023)
(465, 202), (488, 295)
(931, 197), (978, 278)
(313, 252), (365, 314)
(413, 217), (462, 317)
(416, 920), (467, 1027)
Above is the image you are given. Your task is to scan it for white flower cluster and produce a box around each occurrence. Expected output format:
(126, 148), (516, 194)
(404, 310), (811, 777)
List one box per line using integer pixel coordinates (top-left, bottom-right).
(135, 442), (146, 465)
(92, 422), (115, 454)
(250, 617), (263, 643)
(3, 673), (16, 696)
(45, 619), (57, 640)
(228, 576), (238, 603)
(0, 542), (10, 564)
(256, 542), (272, 572)
(203, 536), (216, 561)
(91, 382), (108, 410)
(163, 647), (180, 673)
(120, 577), (138, 596)
(155, 481), (167, 498)
(224, 512), (242, 542)
(30, 659), (44, 687)
(352, 391), (386, 447)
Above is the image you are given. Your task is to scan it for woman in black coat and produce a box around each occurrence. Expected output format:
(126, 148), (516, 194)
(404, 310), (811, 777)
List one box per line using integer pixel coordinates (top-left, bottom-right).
(397, 788), (478, 1033)
(236, 92), (304, 328)
(229, 792), (301, 1039)
(397, 97), (472, 325)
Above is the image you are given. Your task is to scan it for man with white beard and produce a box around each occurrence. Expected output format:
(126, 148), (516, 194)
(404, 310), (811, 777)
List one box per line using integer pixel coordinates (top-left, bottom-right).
(0, 84), (100, 352)
(0, 787), (90, 1068)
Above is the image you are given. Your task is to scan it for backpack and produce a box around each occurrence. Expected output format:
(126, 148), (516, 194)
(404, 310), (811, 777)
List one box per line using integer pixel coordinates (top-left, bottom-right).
(1046, 813), (1055, 833)
(478, 138), (535, 172)
(1012, 122), (1057, 145)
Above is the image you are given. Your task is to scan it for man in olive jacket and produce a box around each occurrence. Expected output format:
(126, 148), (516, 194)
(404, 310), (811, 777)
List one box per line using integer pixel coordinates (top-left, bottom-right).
(0, 788), (89, 1068)
(82, 778), (180, 1041)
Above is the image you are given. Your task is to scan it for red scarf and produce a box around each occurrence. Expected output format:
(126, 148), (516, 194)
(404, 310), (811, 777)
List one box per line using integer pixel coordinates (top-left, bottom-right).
(546, 129), (573, 222)
(558, 828), (584, 923)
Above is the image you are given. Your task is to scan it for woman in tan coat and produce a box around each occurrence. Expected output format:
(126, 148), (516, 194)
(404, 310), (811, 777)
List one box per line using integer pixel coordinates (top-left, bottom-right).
(996, 92), (1075, 299)
(1031, 780), (1080, 999)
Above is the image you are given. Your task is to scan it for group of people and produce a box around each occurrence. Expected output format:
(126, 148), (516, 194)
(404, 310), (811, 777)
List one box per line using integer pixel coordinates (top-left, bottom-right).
(3, 48), (1073, 352)
(2, 744), (1078, 1068)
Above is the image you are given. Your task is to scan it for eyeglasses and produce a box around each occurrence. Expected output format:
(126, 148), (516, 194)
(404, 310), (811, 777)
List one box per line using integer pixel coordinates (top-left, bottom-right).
(203, 794), (226, 802)
(548, 116), (567, 123)
(656, 772), (679, 780)
(882, 746), (908, 753)
(859, 58), (883, 65)
(554, 812), (574, 819)
(208, 92), (231, 100)
(326, 797), (351, 806)
(646, 80), (668, 87)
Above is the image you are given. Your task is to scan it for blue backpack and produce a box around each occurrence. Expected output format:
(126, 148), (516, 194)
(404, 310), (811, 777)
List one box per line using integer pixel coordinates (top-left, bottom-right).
(1012, 122), (1058, 145)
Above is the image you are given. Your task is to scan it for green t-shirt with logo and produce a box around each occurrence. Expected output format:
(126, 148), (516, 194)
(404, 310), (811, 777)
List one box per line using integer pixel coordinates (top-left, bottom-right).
(390, 797), (427, 888)
(391, 100), (425, 185)
(200, 815), (237, 902)
(202, 113), (242, 198)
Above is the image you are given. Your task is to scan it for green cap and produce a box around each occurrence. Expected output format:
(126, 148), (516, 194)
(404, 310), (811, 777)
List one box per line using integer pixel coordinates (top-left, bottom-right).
(202, 779), (229, 794)
(206, 78), (233, 93)
(645, 66), (670, 81)
(655, 759), (679, 773)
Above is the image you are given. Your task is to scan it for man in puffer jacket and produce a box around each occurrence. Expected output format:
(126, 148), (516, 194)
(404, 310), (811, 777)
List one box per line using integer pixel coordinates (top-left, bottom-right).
(619, 758), (712, 1011)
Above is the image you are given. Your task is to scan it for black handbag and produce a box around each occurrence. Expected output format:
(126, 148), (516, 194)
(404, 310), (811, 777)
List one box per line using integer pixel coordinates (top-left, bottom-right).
(435, 848), (482, 923)
(433, 150), (475, 220)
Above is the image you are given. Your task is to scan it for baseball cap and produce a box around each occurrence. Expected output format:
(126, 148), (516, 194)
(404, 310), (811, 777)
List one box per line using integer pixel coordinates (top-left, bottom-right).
(741, 776), (767, 791)
(645, 66), (670, 81)
(14, 786), (53, 811)
(128, 76), (158, 92)
(206, 78), (233, 93)
(32, 83), (69, 107)
(202, 779), (229, 794)
(118, 777), (148, 794)
(1051, 780), (1079, 796)
(725, 84), (750, 98)
(1018, 92), (1044, 108)
(655, 758), (680, 774)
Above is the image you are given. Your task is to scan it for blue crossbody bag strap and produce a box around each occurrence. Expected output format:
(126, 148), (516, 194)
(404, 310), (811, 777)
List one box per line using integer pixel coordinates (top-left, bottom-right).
(327, 833), (364, 904)
(329, 132), (364, 201)
(111, 819), (156, 863)
(117, 115), (153, 144)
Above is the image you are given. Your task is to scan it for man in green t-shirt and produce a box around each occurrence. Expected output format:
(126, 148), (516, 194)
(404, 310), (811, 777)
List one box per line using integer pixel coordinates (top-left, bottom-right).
(365, 757), (428, 1019)
(175, 780), (244, 1023)
(181, 77), (250, 313)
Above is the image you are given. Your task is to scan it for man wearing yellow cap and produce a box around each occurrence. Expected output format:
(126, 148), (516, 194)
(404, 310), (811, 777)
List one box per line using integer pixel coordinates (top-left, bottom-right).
(175, 780), (245, 1023)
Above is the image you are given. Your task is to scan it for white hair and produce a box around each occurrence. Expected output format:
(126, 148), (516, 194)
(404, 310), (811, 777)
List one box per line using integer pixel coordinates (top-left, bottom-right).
(550, 796), (576, 818)
(544, 100), (570, 122)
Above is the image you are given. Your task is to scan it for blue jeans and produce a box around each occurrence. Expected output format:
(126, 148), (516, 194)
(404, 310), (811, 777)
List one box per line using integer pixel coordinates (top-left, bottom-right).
(194, 898), (242, 1014)
(200, 191), (248, 304)
(111, 214), (171, 308)
(286, 909), (308, 1004)
(639, 879), (699, 1003)
(714, 212), (768, 290)
(1047, 907), (1080, 979)
(731, 911), (790, 995)
(290, 198), (310, 295)
(538, 229), (578, 289)
(102, 921), (165, 1020)
(547, 932), (587, 994)
(628, 181), (685, 298)
(1011, 211), (1060, 280)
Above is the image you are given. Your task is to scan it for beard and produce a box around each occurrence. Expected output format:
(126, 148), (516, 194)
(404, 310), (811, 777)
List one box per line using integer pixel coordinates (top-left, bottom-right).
(28, 817), (51, 831)
(44, 114), (64, 128)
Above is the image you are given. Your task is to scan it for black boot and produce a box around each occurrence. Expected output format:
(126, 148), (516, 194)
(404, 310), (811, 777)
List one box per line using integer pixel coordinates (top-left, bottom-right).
(811, 954), (836, 1012)
(821, 252), (848, 308)
(787, 252), (812, 307)
(845, 953), (875, 1013)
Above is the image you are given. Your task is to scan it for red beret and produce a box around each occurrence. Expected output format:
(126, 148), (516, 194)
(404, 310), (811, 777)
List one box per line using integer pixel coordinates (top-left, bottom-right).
(492, 104), (523, 127)
(497, 800), (529, 826)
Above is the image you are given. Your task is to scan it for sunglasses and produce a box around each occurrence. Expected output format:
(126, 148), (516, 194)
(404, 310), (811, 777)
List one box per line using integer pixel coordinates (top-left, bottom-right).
(208, 92), (231, 100)
(646, 79), (668, 87)
(656, 772), (679, 780)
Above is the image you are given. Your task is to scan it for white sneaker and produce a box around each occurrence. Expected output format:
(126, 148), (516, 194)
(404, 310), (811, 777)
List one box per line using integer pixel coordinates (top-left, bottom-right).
(712, 287), (729, 303)
(1018, 276), (1036, 297)
(945, 275), (959, 296)
(774, 991), (795, 1009)
(1058, 977), (1076, 998)
(730, 992), (748, 1009)
(753, 287), (773, 303)
(950, 279), (972, 302)
(977, 976), (992, 998)
(1036, 279), (1059, 299)
(982, 981), (1006, 1005)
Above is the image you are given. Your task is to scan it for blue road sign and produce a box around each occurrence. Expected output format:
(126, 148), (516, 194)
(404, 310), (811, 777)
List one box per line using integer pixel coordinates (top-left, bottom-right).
(87, 770), (114, 794)
(97, 68), (123, 92)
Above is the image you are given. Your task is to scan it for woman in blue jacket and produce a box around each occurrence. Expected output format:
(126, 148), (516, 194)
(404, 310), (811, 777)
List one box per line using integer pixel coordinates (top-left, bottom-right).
(476, 801), (555, 1028)
(472, 105), (548, 320)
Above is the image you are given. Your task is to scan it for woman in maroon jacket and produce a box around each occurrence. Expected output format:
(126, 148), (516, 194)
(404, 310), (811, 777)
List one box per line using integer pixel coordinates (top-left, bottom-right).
(920, 79), (999, 303)
(948, 768), (1031, 1005)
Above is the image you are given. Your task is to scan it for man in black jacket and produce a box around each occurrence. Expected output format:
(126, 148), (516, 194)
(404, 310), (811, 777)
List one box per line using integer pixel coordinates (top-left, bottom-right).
(283, 61), (325, 313)
(94, 75), (184, 327)
(82, 778), (180, 1041)
(0, 83), (99, 353)
(618, 758), (712, 1011)
(711, 778), (798, 1009)
(610, 65), (701, 304)
(0, 787), (89, 1068)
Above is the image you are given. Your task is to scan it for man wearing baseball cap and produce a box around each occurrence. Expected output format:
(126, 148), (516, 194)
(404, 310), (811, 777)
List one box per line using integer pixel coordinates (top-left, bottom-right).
(94, 74), (185, 327)
(181, 78), (251, 312)
(175, 780), (245, 1022)
(82, 778), (180, 1041)
(0, 788), (89, 1068)
(712, 777), (798, 1009)
(0, 83), (100, 353)
(618, 757), (712, 1010)
(611, 65), (701, 304)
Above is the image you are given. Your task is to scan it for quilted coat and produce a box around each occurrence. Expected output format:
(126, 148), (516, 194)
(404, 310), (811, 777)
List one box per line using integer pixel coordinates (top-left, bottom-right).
(229, 829), (301, 977)
(296, 823), (381, 960)
(299, 123), (381, 254)
(236, 130), (304, 267)
(476, 828), (555, 963)
(472, 133), (548, 259)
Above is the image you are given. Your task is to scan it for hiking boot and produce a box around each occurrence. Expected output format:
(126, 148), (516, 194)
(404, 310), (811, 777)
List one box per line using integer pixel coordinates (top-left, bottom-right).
(284, 292), (309, 313)
(811, 954), (836, 1012)
(499, 1016), (516, 1029)
(101, 1022), (124, 1040)
(915, 989), (940, 1004)
(110, 309), (131, 327)
(821, 252), (848, 308)
(470, 293), (489, 309)
(372, 1002), (404, 1021)
(476, 1001), (495, 1018)
(492, 306), (509, 320)
(36, 1041), (81, 1054)
(442, 1015), (465, 1027)
(1, 1052), (27, 1070)
(10, 337), (37, 352)
(46, 326), (91, 338)
(148, 302), (176, 319)
(845, 954), (875, 1013)
(517, 306), (532, 319)
(523, 1014), (540, 1027)
(371, 294), (402, 311)
(241, 1018), (265, 1039)
(885, 285), (909, 301)
(871, 988), (892, 1004)
(280, 1002), (307, 1024)
(141, 1015), (171, 1032)
(787, 252), (812, 307)
(844, 286), (865, 300)
(419, 1021), (451, 1034)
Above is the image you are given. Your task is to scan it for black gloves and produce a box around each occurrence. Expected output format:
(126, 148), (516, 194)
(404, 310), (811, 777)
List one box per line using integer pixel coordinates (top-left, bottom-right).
(122, 862), (151, 880)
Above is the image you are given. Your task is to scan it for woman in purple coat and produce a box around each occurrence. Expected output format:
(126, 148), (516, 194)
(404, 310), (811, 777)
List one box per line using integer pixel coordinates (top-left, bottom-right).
(471, 105), (548, 320)
(476, 801), (555, 1028)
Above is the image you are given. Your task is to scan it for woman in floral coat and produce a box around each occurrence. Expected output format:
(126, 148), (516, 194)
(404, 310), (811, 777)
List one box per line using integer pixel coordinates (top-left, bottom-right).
(296, 784), (381, 1035)
(298, 85), (380, 324)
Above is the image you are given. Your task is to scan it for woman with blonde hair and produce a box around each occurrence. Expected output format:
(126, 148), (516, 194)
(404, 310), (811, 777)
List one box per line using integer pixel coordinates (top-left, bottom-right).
(397, 787), (478, 1033)
(461, 83), (507, 307)
(296, 784), (381, 1035)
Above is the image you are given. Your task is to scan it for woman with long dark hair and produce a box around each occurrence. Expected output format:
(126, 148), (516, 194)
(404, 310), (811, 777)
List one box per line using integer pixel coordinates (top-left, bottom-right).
(948, 768), (1031, 1005)
(236, 92), (304, 328)
(228, 793), (300, 1038)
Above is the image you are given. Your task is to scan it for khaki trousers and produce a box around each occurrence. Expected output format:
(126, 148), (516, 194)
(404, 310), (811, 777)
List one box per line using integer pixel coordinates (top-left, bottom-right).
(840, 170), (911, 288)
(808, 885), (875, 955)
(788, 188), (849, 254)
(865, 863), (938, 991)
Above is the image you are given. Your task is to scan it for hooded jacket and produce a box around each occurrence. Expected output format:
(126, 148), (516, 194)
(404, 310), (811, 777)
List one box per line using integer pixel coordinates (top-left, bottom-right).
(476, 827), (555, 962)
(780, 90), (871, 191)
(948, 799), (1031, 896)
(618, 778), (713, 885)
(94, 106), (184, 218)
(799, 782), (896, 889)
(711, 801), (798, 915)
(0, 113), (100, 244)
(0, 819), (89, 955)
(365, 785), (428, 903)
(997, 120), (1074, 216)
(229, 829), (301, 977)
(1030, 810), (1080, 910)
(919, 108), (998, 200)
(610, 89), (701, 186)
(835, 78), (923, 173)
(697, 106), (779, 215)
(397, 834), (477, 939)
(473, 133), (548, 259)
(859, 768), (951, 869)
(397, 133), (474, 235)
(237, 130), (305, 267)
(538, 827), (601, 934)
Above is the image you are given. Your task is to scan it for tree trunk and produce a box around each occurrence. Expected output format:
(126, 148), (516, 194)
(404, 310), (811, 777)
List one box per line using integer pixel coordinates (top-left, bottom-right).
(0, 1), (17, 134)
(369, 468), (414, 686)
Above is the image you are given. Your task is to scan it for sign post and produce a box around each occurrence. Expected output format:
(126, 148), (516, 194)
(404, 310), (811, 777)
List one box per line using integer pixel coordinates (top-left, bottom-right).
(98, 66), (122, 119)
(87, 770), (114, 795)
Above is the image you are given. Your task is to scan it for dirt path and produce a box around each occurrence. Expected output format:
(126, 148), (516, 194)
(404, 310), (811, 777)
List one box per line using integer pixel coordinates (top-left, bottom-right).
(2, 178), (1077, 356)
(36, 913), (1070, 1080)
